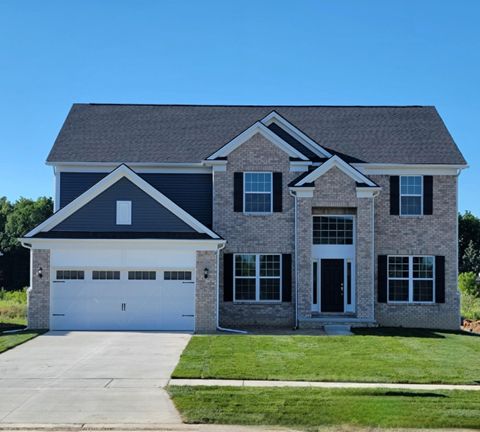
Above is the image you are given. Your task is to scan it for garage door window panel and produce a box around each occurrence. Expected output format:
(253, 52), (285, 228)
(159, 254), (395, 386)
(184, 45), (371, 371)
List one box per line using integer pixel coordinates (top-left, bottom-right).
(128, 271), (156, 280)
(56, 270), (84, 280)
(164, 271), (192, 281)
(92, 270), (120, 280)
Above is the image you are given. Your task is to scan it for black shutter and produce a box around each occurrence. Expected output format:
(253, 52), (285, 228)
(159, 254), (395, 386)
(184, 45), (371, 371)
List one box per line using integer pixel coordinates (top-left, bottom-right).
(273, 172), (283, 212)
(423, 176), (433, 215)
(390, 176), (399, 215)
(233, 173), (243, 212)
(282, 254), (292, 302)
(223, 253), (233, 301)
(435, 256), (445, 303)
(378, 255), (388, 303)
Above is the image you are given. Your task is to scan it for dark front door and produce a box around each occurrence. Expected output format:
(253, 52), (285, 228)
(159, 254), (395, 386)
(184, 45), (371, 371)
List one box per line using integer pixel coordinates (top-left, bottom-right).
(321, 259), (344, 312)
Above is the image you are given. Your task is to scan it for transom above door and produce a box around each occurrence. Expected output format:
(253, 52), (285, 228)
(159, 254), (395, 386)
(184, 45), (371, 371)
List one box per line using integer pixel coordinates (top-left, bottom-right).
(311, 215), (356, 313)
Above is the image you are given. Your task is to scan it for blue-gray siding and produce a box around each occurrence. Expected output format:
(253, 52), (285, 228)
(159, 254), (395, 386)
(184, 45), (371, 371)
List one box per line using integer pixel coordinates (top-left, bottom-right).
(53, 177), (195, 232)
(60, 172), (212, 227)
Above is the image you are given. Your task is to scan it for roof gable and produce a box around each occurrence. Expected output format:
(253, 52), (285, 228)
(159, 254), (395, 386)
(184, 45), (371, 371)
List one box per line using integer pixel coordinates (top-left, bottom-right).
(206, 121), (309, 161)
(292, 156), (378, 188)
(25, 165), (220, 239)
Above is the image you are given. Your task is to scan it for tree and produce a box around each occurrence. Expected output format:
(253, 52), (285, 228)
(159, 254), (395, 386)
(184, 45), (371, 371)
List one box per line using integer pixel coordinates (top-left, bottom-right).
(459, 211), (480, 272)
(0, 197), (53, 252)
(462, 240), (480, 275)
(0, 197), (53, 290)
(459, 272), (479, 297)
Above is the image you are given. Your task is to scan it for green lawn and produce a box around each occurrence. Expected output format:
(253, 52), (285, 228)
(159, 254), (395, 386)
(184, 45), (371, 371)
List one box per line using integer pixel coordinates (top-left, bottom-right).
(0, 330), (41, 354)
(169, 386), (480, 429)
(173, 328), (480, 384)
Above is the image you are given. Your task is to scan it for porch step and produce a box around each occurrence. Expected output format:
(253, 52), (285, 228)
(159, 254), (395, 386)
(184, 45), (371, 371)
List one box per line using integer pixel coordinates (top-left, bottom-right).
(323, 324), (353, 336)
(298, 316), (376, 329)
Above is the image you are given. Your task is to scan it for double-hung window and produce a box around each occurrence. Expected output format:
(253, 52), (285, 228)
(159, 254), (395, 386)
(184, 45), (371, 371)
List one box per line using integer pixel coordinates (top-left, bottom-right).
(388, 256), (434, 303)
(400, 176), (423, 216)
(234, 254), (281, 301)
(244, 172), (272, 213)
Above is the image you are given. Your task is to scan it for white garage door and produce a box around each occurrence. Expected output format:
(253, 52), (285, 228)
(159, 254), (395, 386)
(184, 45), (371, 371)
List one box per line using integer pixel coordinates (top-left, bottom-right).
(51, 269), (195, 331)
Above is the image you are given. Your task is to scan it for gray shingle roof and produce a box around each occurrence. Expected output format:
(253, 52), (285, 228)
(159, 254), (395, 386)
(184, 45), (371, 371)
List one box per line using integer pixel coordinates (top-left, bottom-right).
(47, 104), (466, 165)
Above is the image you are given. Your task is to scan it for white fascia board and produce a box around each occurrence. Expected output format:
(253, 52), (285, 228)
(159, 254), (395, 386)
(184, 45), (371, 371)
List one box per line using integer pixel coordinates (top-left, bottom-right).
(261, 111), (332, 158)
(356, 187), (381, 198)
(51, 162), (210, 174)
(289, 186), (314, 198)
(25, 164), (220, 239)
(202, 159), (227, 172)
(353, 163), (469, 176)
(21, 238), (226, 251)
(296, 156), (376, 187)
(206, 122), (309, 161)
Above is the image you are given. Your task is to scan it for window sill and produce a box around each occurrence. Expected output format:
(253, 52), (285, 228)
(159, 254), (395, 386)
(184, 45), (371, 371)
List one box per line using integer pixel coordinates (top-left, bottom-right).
(242, 212), (273, 217)
(385, 301), (437, 306)
(232, 301), (283, 305)
(398, 215), (424, 219)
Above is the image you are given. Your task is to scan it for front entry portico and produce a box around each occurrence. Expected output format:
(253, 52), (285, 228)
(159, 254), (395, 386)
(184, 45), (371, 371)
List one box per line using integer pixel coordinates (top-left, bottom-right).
(311, 215), (356, 314)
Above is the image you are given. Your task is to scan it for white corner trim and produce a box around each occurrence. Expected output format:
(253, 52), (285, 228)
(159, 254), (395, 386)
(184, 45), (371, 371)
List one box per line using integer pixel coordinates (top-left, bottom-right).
(261, 111), (332, 158)
(25, 164), (220, 239)
(206, 122), (309, 161)
(295, 156), (377, 187)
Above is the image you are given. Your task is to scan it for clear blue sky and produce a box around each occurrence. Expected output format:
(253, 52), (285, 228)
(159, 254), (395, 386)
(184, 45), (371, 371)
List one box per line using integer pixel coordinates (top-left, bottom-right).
(0, 0), (478, 214)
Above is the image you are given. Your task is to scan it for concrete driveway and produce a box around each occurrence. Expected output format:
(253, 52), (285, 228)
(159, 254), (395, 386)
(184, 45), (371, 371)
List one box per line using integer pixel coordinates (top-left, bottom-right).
(0, 331), (191, 425)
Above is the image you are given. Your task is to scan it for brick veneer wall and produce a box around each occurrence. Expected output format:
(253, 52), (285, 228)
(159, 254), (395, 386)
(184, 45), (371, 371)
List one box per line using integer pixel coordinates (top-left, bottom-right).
(214, 133), (296, 327)
(27, 249), (50, 329)
(372, 174), (460, 329)
(195, 250), (218, 333)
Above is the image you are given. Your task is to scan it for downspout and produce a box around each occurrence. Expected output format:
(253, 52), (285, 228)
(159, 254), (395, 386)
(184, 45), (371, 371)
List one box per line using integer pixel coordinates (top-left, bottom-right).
(289, 189), (299, 329)
(371, 191), (380, 324)
(216, 242), (247, 334)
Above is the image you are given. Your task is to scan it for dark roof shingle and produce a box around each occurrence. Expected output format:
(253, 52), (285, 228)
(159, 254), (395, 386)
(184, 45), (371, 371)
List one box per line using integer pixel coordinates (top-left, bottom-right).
(47, 104), (466, 165)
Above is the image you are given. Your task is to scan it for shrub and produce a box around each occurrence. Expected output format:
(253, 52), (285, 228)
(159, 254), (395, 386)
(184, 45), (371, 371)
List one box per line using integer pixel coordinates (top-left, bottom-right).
(461, 291), (480, 321)
(0, 288), (27, 304)
(459, 272), (479, 297)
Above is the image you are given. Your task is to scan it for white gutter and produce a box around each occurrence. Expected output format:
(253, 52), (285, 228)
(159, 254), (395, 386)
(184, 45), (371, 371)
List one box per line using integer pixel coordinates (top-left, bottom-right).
(289, 189), (299, 329)
(216, 242), (247, 334)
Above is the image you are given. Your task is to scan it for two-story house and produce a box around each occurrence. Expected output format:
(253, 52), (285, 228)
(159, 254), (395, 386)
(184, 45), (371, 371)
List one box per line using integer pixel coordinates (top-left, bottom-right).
(22, 104), (467, 332)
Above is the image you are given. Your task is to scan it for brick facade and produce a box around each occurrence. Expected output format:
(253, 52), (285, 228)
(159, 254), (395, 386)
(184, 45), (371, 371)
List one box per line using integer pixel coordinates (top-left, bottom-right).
(27, 249), (50, 329)
(195, 250), (218, 333)
(373, 174), (460, 329)
(213, 133), (460, 330)
(214, 133), (296, 327)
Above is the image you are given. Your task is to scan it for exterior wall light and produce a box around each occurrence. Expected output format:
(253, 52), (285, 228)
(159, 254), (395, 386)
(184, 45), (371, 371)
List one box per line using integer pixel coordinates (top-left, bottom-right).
(204, 268), (209, 279)
(37, 267), (43, 278)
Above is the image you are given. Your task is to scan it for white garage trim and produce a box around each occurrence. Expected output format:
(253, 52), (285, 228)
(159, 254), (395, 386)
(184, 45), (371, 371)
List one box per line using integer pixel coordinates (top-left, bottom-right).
(24, 164), (220, 239)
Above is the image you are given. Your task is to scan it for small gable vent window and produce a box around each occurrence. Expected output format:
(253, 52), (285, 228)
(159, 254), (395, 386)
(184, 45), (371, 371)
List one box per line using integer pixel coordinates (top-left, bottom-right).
(116, 200), (132, 225)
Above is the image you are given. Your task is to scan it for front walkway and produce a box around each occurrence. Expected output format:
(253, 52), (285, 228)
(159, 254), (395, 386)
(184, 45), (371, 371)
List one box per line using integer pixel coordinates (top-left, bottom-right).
(169, 378), (480, 391)
(0, 331), (191, 425)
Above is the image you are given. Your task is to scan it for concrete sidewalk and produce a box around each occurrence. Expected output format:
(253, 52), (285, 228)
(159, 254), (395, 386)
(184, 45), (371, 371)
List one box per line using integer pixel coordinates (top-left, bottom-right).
(169, 378), (480, 391)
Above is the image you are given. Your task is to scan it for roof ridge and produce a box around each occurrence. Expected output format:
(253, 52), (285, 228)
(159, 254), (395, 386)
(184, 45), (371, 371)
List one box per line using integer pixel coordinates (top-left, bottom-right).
(77, 103), (433, 109)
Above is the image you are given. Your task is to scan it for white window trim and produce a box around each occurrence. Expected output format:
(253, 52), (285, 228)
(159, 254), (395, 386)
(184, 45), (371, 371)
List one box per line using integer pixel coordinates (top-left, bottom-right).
(234, 253), (282, 303)
(116, 200), (132, 225)
(387, 255), (435, 304)
(243, 172), (273, 215)
(399, 176), (423, 217)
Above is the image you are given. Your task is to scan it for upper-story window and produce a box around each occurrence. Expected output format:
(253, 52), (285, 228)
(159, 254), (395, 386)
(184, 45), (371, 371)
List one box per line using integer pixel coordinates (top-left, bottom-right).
(313, 216), (354, 245)
(400, 176), (423, 216)
(244, 172), (272, 214)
